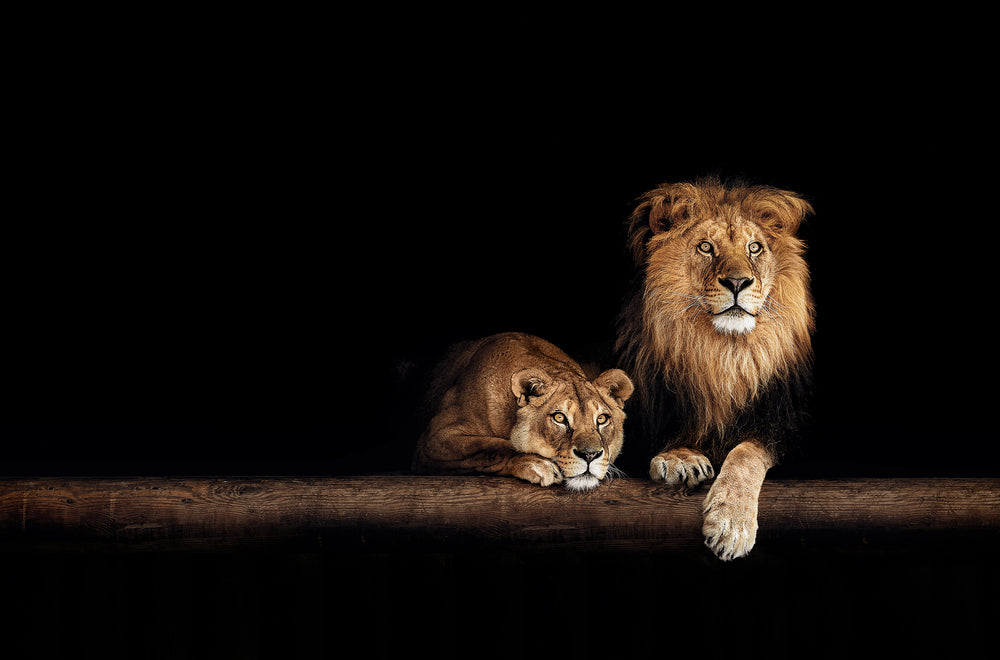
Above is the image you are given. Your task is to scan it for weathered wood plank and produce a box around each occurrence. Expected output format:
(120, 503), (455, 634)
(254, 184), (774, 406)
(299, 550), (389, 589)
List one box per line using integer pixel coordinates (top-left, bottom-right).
(0, 476), (997, 552)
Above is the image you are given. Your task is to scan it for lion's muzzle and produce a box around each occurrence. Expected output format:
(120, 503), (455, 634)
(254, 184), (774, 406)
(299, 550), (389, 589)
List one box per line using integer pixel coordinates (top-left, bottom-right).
(712, 274), (759, 335)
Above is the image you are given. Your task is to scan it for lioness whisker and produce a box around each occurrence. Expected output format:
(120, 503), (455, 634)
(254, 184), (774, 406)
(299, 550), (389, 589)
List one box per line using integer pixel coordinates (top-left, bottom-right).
(603, 464), (626, 485)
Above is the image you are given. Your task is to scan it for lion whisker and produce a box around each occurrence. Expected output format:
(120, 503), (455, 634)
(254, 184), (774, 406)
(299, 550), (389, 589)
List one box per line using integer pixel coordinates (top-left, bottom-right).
(656, 295), (704, 305)
(684, 297), (710, 317)
(655, 293), (709, 320)
(660, 292), (703, 299)
(763, 297), (792, 311)
(763, 304), (789, 318)
(763, 299), (789, 315)
(761, 304), (788, 325)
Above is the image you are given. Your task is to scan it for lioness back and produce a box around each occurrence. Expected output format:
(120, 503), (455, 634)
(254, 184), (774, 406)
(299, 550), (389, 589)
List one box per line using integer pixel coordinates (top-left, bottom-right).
(413, 332), (633, 491)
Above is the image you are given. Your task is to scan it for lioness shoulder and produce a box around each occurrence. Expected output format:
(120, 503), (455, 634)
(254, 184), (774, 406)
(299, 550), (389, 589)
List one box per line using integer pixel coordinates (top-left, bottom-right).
(412, 332), (633, 491)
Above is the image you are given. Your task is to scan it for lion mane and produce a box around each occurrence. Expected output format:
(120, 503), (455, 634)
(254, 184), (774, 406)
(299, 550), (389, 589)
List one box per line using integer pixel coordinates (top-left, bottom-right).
(616, 177), (815, 466)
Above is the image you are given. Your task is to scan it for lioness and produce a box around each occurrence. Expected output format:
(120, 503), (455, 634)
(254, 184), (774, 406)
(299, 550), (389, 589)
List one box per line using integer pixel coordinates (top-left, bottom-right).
(412, 332), (633, 491)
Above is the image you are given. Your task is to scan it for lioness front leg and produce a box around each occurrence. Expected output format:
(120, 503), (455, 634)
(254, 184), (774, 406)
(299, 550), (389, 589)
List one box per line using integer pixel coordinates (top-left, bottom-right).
(702, 441), (773, 561)
(504, 452), (564, 487)
(649, 447), (715, 489)
(415, 431), (563, 487)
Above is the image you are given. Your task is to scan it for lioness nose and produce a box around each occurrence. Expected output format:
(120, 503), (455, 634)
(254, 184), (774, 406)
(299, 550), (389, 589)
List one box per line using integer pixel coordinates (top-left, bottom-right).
(573, 447), (603, 463)
(720, 277), (753, 293)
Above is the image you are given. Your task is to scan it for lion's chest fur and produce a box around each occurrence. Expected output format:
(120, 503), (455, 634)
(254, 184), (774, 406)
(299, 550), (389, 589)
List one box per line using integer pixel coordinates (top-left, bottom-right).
(648, 311), (785, 434)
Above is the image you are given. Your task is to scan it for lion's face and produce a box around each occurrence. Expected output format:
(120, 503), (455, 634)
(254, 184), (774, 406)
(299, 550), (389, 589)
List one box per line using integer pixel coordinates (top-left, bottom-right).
(681, 217), (779, 335)
(636, 180), (813, 340)
(510, 369), (633, 491)
(619, 178), (815, 440)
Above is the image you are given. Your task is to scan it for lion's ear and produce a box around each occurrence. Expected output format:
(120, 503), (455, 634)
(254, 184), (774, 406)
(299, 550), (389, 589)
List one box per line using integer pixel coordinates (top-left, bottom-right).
(626, 184), (697, 264)
(642, 190), (693, 235)
(594, 368), (634, 408)
(511, 368), (552, 407)
(755, 191), (814, 236)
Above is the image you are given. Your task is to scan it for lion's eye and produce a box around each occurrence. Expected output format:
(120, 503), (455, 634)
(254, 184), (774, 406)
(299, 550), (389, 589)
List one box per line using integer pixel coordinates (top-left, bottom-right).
(551, 412), (567, 424)
(596, 413), (609, 425)
(698, 241), (713, 255)
(748, 241), (763, 255)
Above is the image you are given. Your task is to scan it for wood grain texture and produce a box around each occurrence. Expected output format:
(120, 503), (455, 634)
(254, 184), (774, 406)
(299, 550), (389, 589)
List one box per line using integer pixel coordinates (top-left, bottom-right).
(1, 476), (998, 552)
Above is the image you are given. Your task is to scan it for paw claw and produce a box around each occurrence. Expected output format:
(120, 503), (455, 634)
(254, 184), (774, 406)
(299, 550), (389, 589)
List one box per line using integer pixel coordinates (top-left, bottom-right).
(649, 450), (714, 489)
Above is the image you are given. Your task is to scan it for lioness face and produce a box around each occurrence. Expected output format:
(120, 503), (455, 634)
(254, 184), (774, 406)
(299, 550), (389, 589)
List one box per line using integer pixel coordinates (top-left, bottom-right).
(510, 372), (631, 491)
(675, 217), (778, 335)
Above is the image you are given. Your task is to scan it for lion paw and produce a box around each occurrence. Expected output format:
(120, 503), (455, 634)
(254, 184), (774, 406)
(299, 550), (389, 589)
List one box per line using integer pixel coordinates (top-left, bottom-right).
(510, 454), (564, 487)
(649, 449), (715, 489)
(702, 480), (758, 561)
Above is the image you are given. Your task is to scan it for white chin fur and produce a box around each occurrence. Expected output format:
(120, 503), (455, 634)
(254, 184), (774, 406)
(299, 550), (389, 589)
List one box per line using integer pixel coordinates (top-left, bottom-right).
(712, 314), (756, 335)
(564, 475), (601, 491)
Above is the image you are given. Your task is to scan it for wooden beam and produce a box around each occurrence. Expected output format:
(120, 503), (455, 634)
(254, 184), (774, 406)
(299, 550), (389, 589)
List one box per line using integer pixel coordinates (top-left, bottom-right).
(1, 476), (998, 552)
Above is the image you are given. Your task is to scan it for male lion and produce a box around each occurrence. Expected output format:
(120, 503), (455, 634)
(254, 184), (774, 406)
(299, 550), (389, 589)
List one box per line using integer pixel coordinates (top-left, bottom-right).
(616, 178), (814, 560)
(413, 332), (634, 491)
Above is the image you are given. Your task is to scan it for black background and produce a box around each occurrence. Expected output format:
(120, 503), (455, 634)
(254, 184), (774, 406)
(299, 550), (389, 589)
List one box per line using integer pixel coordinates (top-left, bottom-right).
(3, 14), (998, 659)
(4, 75), (996, 478)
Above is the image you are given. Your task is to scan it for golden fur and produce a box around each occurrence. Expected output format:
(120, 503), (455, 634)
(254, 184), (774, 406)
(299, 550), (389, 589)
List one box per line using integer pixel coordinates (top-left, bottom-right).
(616, 178), (815, 559)
(413, 333), (634, 491)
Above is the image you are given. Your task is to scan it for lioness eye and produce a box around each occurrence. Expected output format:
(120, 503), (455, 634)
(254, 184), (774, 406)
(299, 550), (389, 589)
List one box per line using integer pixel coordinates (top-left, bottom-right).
(748, 241), (763, 254)
(698, 241), (713, 254)
(596, 413), (609, 425)
(552, 412), (566, 424)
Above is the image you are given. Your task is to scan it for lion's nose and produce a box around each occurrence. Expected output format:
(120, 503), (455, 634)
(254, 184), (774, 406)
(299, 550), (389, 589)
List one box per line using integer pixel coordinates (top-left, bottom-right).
(573, 447), (604, 463)
(720, 276), (753, 294)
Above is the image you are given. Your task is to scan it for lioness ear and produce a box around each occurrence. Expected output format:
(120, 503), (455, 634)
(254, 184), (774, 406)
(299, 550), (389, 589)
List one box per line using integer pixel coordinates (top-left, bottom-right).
(594, 369), (634, 408)
(511, 368), (552, 407)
